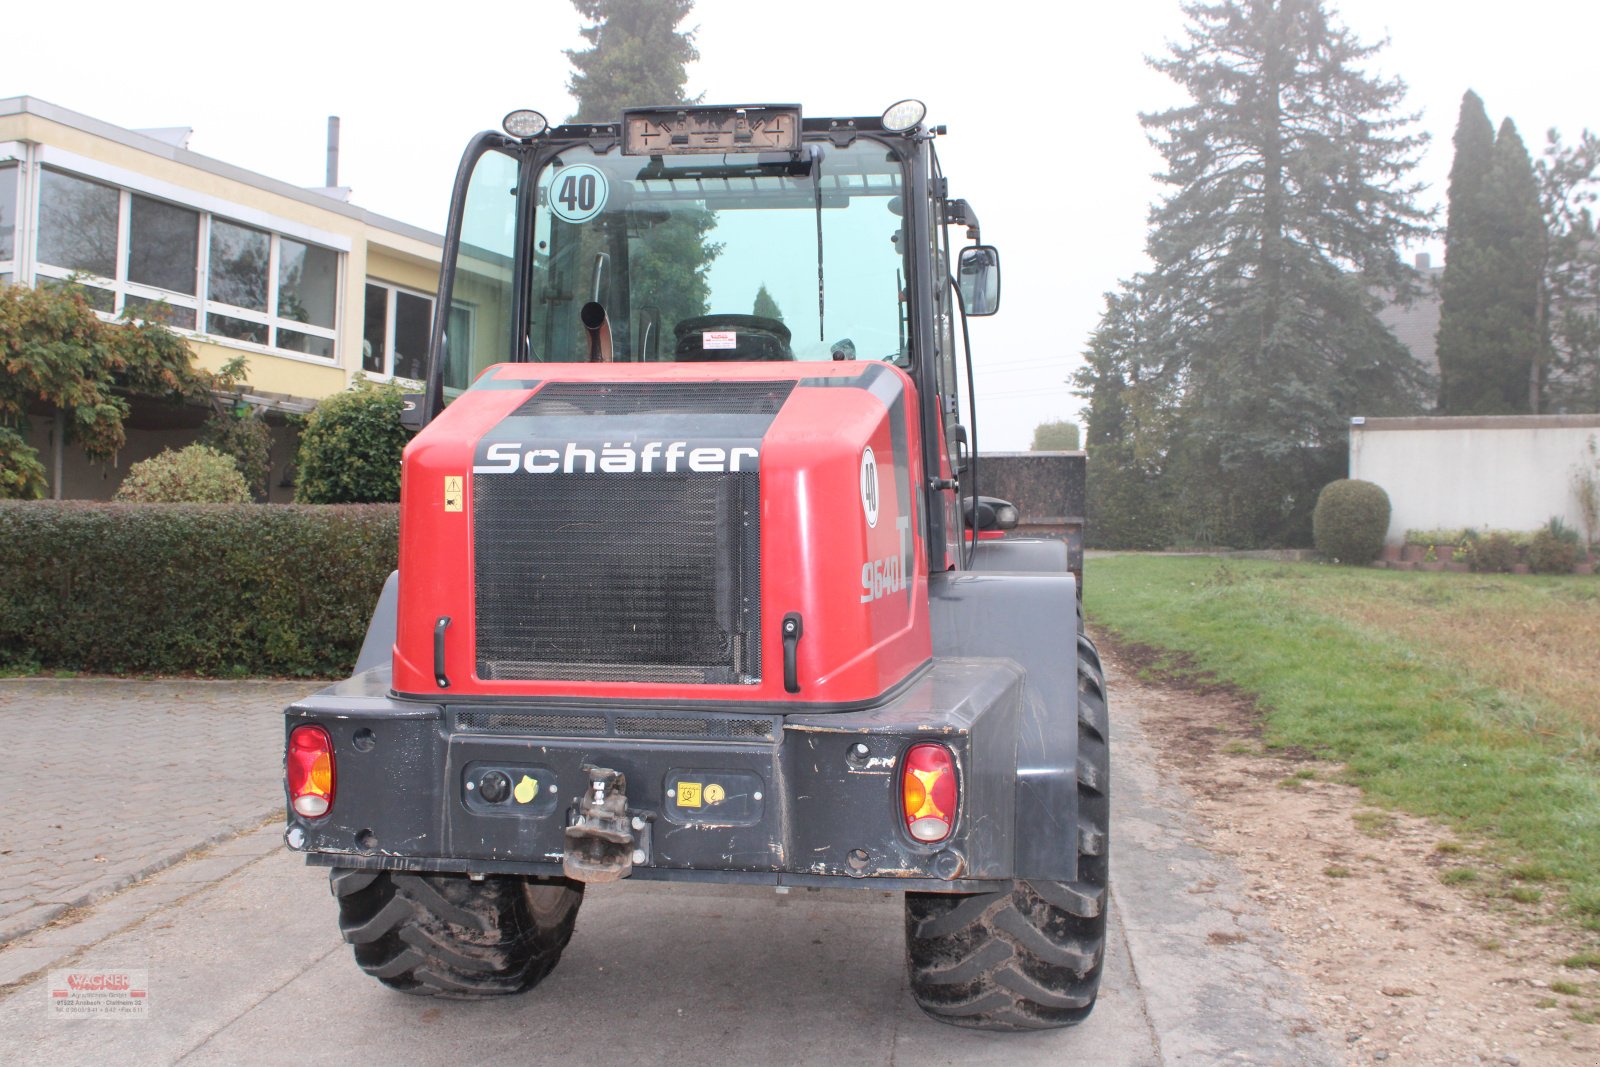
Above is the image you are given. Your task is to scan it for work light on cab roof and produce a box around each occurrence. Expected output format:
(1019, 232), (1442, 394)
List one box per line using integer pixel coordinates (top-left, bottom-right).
(880, 98), (927, 133)
(502, 109), (548, 139)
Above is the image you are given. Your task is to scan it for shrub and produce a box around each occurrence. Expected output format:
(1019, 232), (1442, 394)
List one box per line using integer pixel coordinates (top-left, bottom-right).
(200, 408), (273, 499)
(115, 445), (251, 503)
(294, 379), (408, 504)
(1468, 532), (1519, 573)
(1528, 524), (1580, 575)
(0, 501), (398, 675)
(1312, 479), (1390, 564)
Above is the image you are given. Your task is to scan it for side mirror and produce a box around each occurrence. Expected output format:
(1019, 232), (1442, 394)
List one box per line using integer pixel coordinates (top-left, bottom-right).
(957, 245), (1001, 316)
(961, 495), (1020, 532)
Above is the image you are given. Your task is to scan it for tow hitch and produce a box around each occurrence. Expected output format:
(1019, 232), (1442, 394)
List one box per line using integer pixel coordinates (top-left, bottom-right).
(563, 766), (638, 883)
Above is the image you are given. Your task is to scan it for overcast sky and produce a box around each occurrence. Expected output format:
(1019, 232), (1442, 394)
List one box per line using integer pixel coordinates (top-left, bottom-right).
(9, 0), (1598, 447)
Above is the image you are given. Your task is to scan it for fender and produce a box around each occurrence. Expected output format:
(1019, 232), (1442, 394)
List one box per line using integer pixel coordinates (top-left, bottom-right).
(928, 569), (1080, 883)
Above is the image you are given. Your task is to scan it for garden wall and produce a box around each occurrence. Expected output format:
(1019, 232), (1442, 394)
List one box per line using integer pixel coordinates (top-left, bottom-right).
(1348, 414), (1600, 543)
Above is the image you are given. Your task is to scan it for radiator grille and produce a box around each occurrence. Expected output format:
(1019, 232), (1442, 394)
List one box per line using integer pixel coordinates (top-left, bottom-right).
(473, 470), (761, 684)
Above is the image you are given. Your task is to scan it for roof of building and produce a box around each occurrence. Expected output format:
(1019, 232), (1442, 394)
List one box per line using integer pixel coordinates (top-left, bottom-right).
(0, 95), (442, 248)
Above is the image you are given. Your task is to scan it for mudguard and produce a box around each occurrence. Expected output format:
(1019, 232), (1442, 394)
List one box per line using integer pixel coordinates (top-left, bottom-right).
(928, 567), (1080, 883)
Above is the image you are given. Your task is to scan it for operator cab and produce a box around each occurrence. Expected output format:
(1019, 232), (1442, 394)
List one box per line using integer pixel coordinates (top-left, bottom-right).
(420, 100), (1001, 573)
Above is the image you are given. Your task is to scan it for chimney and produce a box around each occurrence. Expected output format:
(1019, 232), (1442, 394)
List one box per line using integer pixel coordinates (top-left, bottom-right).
(325, 116), (340, 188)
(1415, 252), (1431, 270)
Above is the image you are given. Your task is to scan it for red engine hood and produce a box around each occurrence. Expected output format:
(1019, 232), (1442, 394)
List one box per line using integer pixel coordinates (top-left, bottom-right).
(392, 361), (932, 706)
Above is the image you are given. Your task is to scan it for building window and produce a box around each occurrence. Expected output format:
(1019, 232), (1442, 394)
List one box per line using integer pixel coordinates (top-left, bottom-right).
(0, 164), (18, 270)
(27, 166), (338, 356)
(363, 280), (438, 381)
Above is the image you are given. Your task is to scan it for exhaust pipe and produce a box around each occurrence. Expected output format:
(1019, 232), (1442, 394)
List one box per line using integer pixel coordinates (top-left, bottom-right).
(581, 301), (613, 363)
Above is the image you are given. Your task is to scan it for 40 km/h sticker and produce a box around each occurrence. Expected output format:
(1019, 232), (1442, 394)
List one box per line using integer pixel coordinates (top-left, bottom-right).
(548, 165), (609, 223)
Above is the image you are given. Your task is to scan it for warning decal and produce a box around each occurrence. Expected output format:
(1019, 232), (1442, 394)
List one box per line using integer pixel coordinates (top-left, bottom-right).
(676, 782), (703, 807)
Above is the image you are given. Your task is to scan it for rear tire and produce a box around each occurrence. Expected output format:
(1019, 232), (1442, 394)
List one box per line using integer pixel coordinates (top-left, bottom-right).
(331, 869), (582, 998)
(905, 636), (1109, 1029)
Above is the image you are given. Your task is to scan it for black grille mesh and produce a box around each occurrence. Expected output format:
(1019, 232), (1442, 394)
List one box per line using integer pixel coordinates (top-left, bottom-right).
(514, 381), (794, 417)
(474, 471), (761, 684)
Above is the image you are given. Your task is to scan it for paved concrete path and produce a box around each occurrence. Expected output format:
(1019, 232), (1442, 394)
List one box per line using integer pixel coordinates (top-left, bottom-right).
(0, 679), (309, 943)
(0, 665), (1339, 1065)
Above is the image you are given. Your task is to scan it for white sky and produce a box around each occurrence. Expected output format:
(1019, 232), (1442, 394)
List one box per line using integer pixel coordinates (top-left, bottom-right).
(8, 0), (1598, 447)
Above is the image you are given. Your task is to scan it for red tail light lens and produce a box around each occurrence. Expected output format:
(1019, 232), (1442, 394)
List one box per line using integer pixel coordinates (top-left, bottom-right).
(287, 725), (335, 818)
(901, 743), (957, 842)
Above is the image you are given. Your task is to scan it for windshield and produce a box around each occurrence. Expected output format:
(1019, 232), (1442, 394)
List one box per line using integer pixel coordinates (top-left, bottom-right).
(441, 136), (908, 390)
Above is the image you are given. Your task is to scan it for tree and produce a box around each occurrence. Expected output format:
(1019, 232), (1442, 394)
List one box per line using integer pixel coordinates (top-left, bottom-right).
(1073, 278), (1177, 550)
(0, 281), (209, 499)
(565, 0), (700, 122)
(752, 283), (783, 322)
(562, 0), (717, 344)
(1029, 420), (1080, 451)
(1126, 0), (1430, 546)
(1436, 91), (1497, 412)
(1485, 120), (1546, 412)
(1436, 99), (1544, 414)
(1537, 129), (1600, 413)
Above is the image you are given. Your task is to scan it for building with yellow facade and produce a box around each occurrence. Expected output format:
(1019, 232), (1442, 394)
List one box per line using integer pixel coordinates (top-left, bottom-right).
(0, 96), (444, 500)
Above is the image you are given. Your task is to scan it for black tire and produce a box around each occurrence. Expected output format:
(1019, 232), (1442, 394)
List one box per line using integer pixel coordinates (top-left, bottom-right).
(905, 637), (1109, 1029)
(331, 869), (583, 998)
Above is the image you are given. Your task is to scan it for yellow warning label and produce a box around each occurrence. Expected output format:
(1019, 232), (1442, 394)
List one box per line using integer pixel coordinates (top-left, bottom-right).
(514, 775), (538, 803)
(444, 476), (464, 512)
(704, 783), (726, 805)
(676, 781), (703, 807)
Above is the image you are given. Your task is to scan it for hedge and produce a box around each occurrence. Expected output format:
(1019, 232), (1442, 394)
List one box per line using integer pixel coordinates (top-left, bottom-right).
(0, 501), (398, 677)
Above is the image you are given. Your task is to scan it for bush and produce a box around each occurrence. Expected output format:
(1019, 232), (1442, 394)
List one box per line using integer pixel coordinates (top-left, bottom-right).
(1468, 532), (1519, 573)
(200, 408), (273, 499)
(115, 445), (251, 503)
(1528, 527), (1580, 575)
(294, 379), (408, 503)
(1311, 479), (1390, 564)
(0, 501), (398, 676)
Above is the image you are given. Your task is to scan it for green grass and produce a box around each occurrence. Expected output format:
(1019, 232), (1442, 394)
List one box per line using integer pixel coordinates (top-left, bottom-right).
(1550, 980), (1584, 996)
(1086, 556), (1600, 931)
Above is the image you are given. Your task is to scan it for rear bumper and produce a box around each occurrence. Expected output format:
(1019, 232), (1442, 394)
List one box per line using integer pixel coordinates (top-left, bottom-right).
(285, 659), (1035, 892)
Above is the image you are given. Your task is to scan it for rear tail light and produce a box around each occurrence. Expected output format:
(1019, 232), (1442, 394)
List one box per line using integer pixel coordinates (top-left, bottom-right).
(287, 725), (335, 818)
(901, 743), (957, 842)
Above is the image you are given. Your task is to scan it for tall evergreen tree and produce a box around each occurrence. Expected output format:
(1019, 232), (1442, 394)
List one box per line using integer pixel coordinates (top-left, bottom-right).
(562, 0), (715, 343)
(1436, 91), (1497, 412)
(1436, 101), (1547, 414)
(1537, 129), (1600, 413)
(565, 0), (700, 122)
(1129, 0), (1429, 546)
(1486, 120), (1547, 412)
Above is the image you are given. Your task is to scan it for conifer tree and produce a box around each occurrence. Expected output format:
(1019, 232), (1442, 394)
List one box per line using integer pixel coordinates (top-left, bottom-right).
(1538, 129), (1600, 413)
(1436, 91), (1497, 412)
(565, 0), (700, 122)
(1126, 0), (1429, 546)
(1436, 102), (1546, 413)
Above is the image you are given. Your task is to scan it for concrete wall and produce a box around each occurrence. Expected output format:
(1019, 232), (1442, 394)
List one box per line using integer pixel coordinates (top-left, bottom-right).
(1348, 415), (1600, 543)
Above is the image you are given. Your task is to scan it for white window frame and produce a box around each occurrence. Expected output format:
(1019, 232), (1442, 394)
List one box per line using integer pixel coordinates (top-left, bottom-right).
(21, 150), (347, 364)
(362, 279), (433, 384)
(0, 147), (20, 284)
(31, 175), (204, 328)
(204, 222), (340, 359)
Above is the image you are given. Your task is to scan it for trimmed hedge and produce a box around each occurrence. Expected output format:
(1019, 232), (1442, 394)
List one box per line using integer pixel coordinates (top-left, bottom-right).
(0, 501), (397, 676)
(1312, 479), (1390, 565)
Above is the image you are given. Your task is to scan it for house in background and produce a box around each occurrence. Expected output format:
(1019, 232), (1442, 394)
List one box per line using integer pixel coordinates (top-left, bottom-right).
(1376, 252), (1444, 390)
(0, 96), (445, 500)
